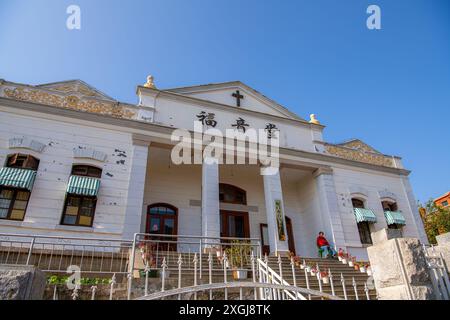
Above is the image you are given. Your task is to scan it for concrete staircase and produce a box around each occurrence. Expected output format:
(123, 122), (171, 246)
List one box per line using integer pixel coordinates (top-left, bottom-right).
(136, 252), (377, 300)
(266, 256), (377, 300)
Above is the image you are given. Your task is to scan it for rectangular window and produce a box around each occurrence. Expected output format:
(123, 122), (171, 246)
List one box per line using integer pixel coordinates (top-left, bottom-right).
(357, 222), (373, 245)
(0, 188), (30, 221)
(442, 201), (449, 207)
(61, 195), (97, 227)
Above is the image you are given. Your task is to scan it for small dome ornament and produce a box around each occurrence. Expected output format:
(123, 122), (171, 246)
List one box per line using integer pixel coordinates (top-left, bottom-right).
(143, 75), (156, 89)
(309, 114), (320, 125)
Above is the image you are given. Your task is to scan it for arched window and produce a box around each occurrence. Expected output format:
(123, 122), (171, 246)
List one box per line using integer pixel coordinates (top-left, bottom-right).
(6, 153), (39, 170)
(61, 165), (102, 227)
(0, 154), (39, 221)
(381, 201), (398, 212)
(146, 203), (178, 235)
(71, 165), (102, 178)
(382, 200), (402, 232)
(219, 183), (247, 205)
(351, 198), (365, 209)
(351, 198), (372, 245)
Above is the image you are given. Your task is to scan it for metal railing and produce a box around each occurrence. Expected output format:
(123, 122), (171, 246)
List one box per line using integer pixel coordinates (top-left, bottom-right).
(127, 232), (261, 299)
(133, 250), (343, 300)
(258, 256), (306, 300)
(423, 244), (450, 300)
(0, 233), (132, 275)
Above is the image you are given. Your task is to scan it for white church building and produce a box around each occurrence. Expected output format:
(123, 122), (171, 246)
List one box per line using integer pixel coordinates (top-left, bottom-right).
(0, 76), (428, 259)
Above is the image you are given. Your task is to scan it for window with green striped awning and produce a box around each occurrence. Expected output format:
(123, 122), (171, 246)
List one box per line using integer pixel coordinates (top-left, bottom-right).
(384, 211), (406, 226)
(353, 208), (377, 223)
(0, 167), (37, 191)
(67, 175), (100, 196)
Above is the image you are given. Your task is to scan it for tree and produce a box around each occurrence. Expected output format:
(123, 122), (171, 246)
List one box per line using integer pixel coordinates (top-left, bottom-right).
(419, 200), (450, 244)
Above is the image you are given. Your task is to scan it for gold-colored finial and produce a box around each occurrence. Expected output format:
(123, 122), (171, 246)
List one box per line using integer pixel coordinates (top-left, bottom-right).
(143, 75), (156, 89)
(309, 114), (320, 125)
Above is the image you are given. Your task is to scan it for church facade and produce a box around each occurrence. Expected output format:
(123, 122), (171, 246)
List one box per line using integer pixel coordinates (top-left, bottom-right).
(0, 77), (428, 259)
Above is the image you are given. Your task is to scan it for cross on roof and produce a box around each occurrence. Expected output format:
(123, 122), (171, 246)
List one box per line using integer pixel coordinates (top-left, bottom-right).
(232, 90), (244, 107)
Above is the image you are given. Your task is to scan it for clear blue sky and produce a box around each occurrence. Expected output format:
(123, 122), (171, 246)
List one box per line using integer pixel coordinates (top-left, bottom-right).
(0, 0), (449, 203)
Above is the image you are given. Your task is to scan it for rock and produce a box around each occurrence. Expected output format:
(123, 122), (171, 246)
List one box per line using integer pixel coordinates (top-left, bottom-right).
(367, 233), (434, 300)
(436, 233), (450, 246)
(0, 265), (46, 300)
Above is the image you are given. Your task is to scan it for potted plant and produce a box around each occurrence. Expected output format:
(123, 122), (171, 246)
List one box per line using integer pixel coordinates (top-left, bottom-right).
(338, 248), (344, 262)
(310, 267), (317, 276)
(321, 271), (329, 284)
(225, 240), (251, 280)
(292, 256), (301, 267)
(341, 254), (348, 264)
(354, 262), (360, 271)
(360, 263), (367, 273)
(348, 256), (354, 267)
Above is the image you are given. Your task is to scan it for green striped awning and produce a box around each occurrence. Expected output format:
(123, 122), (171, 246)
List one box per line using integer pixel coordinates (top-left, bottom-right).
(353, 208), (377, 223)
(67, 175), (100, 196)
(384, 211), (406, 226)
(0, 167), (36, 191)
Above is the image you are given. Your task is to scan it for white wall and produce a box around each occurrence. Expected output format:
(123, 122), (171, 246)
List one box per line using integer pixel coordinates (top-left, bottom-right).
(183, 88), (291, 118)
(0, 111), (135, 239)
(142, 147), (202, 237)
(149, 95), (318, 152)
(332, 166), (424, 259)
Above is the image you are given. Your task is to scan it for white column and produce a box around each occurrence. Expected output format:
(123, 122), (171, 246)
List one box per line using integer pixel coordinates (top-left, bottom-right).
(261, 167), (289, 254)
(122, 141), (150, 240)
(202, 157), (220, 239)
(400, 176), (429, 245)
(314, 168), (346, 250)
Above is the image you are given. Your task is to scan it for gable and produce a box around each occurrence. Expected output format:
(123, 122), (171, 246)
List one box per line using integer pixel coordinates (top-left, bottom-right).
(336, 139), (382, 154)
(36, 80), (116, 101)
(165, 81), (304, 121)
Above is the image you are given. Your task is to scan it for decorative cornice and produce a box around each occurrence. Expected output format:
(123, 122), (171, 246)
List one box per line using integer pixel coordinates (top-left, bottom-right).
(349, 186), (369, 198)
(9, 137), (46, 153)
(137, 85), (325, 130)
(0, 97), (411, 177)
(73, 147), (107, 162)
(3, 87), (137, 120)
(378, 190), (397, 201)
(324, 143), (395, 168)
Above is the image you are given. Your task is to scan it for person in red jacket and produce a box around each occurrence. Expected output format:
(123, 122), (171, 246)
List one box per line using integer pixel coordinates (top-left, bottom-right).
(316, 231), (337, 258)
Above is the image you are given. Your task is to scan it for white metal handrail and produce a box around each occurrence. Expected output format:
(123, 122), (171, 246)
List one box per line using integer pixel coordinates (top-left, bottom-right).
(257, 258), (306, 300)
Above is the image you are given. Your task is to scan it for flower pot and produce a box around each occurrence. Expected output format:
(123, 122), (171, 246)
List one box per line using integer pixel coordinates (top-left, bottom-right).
(342, 259), (347, 264)
(338, 256), (342, 262)
(354, 266), (359, 271)
(360, 267), (366, 273)
(232, 269), (248, 280)
(348, 261), (354, 267)
(311, 271), (316, 276)
(300, 264), (305, 270)
(322, 277), (330, 284)
(367, 269), (372, 276)
(216, 251), (222, 258)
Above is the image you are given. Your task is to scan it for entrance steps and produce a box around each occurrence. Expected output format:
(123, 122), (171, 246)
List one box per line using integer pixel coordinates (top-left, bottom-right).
(266, 256), (377, 300)
(135, 251), (377, 300)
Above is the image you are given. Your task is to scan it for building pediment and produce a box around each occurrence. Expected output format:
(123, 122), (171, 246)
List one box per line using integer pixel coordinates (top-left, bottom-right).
(36, 80), (116, 101)
(324, 139), (396, 168)
(165, 81), (304, 121)
(336, 139), (382, 154)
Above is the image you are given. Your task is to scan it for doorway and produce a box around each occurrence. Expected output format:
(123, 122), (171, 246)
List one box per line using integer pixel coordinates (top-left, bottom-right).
(146, 203), (178, 250)
(220, 211), (250, 238)
(260, 216), (296, 255)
